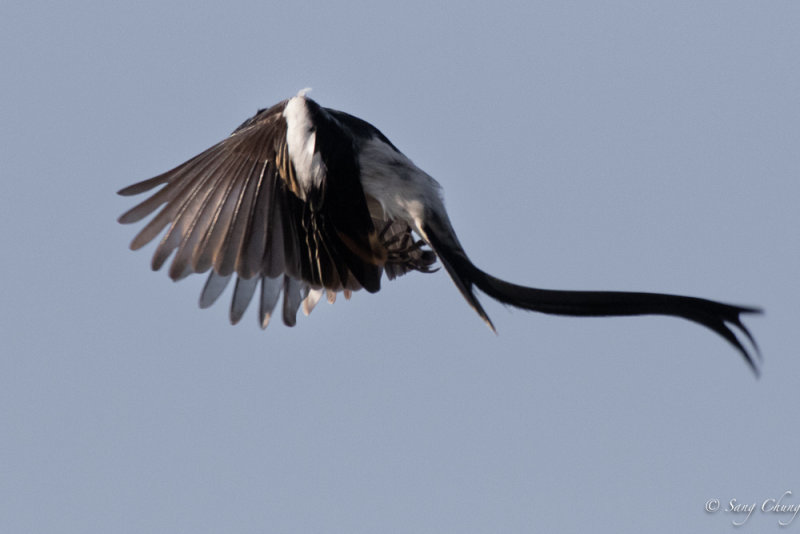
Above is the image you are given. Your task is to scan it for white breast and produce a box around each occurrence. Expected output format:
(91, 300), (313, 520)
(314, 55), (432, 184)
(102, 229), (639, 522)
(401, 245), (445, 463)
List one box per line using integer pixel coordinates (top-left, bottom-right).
(358, 137), (445, 235)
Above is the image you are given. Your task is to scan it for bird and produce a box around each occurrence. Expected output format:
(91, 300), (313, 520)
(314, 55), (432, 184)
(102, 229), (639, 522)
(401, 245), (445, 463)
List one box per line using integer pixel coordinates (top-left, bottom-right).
(118, 89), (761, 374)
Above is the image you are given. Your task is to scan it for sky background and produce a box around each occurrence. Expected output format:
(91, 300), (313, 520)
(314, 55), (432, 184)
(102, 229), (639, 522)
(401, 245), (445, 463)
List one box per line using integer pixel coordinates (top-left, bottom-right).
(2, 1), (799, 533)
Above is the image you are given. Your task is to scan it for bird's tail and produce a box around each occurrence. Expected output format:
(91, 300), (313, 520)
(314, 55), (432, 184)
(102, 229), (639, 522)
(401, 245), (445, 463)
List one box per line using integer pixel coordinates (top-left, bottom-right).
(420, 219), (762, 375)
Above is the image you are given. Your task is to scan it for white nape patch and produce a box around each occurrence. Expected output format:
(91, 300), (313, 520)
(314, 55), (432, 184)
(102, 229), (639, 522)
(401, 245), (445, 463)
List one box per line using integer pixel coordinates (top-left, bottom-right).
(359, 137), (445, 234)
(283, 91), (325, 198)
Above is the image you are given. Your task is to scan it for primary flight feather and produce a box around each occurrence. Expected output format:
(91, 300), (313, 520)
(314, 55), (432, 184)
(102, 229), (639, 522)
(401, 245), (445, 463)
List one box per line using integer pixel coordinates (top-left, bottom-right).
(118, 90), (761, 373)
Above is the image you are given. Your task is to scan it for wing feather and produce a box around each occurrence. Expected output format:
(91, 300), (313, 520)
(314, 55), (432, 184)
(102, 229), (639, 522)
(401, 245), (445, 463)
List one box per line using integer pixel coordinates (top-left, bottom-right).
(230, 275), (259, 325)
(168, 158), (243, 279)
(120, 146), (228, 231)
(259, 275), (283, 328)
(282, 277), (307, 327)
(131, 150), (230, 253)
(199, 271), (232, 309)
(190, 161), (249, 273)
(238, 162), (275, 279)
(303, 288), (324, 316)
(214, 158), (264, 276)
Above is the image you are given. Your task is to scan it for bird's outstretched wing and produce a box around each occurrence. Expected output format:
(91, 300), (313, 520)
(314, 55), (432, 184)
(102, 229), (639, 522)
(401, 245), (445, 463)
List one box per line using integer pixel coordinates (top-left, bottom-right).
(118, 100), (429, 327)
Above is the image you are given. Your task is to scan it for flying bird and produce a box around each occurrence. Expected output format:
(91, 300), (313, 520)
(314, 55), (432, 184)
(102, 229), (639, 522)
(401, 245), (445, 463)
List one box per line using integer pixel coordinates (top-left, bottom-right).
(118, 90), (761, 373)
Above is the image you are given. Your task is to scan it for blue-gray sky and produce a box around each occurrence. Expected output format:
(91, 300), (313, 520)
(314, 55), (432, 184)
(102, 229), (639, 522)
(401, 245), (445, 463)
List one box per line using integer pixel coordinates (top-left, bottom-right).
(2, 1), (798, 532)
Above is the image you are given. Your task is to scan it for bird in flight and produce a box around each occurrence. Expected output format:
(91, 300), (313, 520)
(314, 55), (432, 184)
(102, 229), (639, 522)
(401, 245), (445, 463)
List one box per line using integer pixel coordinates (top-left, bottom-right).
(118, 89), (761, 374)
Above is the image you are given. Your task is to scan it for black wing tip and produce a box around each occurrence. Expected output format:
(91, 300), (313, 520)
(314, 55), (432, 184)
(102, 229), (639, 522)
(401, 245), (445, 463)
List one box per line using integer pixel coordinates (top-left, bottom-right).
(117, 180), (156, 196)
(117, 185), (138, 196)
(117, 211), (135, 224)
(117, 173), (171, 197)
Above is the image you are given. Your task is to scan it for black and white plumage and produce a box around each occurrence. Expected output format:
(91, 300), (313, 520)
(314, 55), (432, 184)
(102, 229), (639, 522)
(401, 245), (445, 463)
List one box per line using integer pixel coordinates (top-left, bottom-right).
(118, 89), (761, 373)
